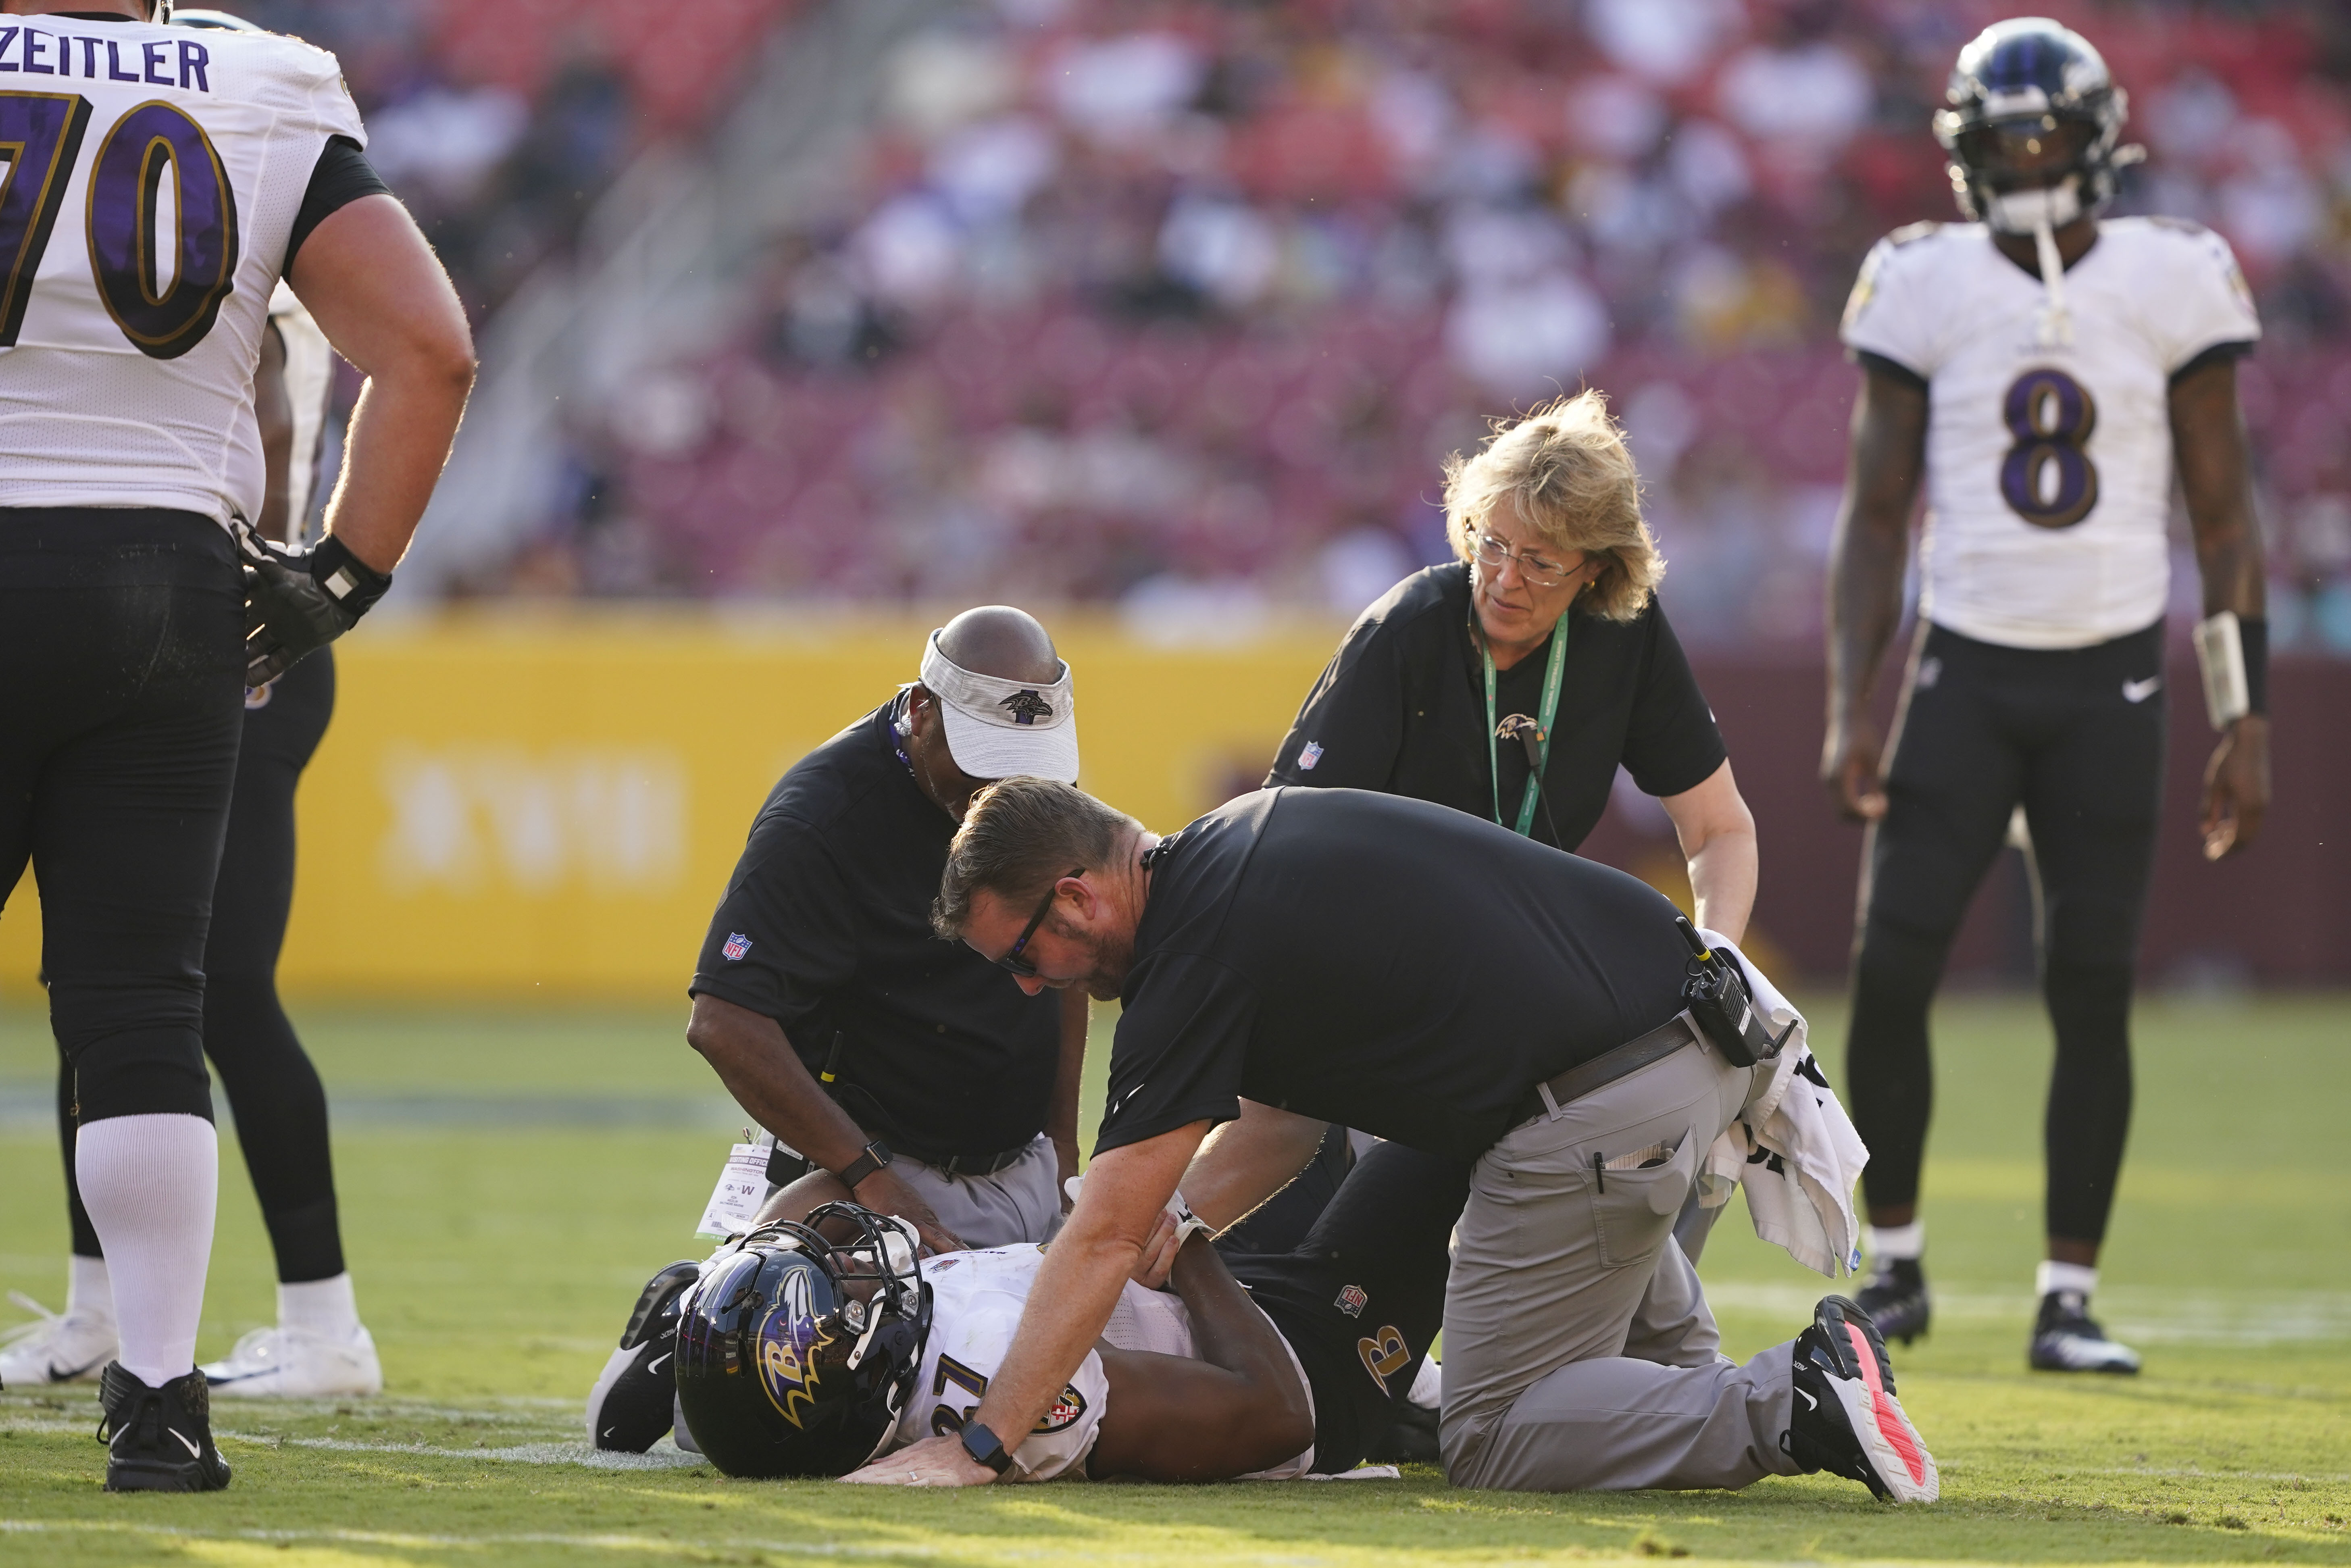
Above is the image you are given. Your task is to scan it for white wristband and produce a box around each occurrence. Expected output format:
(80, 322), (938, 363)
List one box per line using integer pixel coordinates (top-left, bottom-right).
(1058, 1176), (1215, 1245)
(2193, 611), (2251, 730)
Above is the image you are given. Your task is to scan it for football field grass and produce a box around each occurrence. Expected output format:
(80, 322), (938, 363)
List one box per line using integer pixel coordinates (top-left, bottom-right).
(3, 992), (2348, 1566)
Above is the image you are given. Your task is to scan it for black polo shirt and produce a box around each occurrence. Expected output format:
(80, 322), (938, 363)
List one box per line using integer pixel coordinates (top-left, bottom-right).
(1095, 788), (1692, 1162)
(689, 698), (1062, 1160)
(1266, 564), (1726, 850)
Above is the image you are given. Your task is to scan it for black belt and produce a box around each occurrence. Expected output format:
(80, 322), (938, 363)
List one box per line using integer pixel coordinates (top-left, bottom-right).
(763, 1137), (1037, 1186)
(1512, 1012), (1703, 1129)
(894, 1138), (1037, 1177)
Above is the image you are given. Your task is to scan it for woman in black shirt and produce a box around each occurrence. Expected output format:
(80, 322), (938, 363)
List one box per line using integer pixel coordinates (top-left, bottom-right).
(1268, 391), (1758, 940)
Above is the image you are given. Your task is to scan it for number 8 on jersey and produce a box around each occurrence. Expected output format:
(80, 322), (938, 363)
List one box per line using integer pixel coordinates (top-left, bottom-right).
(2000, 367), (2099, 529)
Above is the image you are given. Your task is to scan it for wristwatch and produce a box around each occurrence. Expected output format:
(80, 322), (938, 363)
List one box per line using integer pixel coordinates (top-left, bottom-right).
(959, 1419), (1013, 1475)
(833, 1139), (891, 1191)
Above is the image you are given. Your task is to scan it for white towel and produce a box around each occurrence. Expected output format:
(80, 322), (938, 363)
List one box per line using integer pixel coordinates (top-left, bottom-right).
(1692, 930), (1869, 1279)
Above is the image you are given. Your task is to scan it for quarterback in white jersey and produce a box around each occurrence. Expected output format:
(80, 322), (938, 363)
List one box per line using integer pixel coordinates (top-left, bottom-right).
(1843, 214), (2258, 649)
(0, 0), (472, 1494)
(1823, 19), (2271, 1381)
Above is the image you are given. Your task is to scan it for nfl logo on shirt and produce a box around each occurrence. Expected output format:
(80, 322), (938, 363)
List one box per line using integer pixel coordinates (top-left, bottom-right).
(1299, 742), (1324, 771)
(722, 932), (753, 961)
(1334, 1283), (1367, 1318)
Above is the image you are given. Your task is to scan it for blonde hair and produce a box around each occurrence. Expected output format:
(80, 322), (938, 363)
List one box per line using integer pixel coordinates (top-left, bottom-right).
(1442, 390), (1664, 623)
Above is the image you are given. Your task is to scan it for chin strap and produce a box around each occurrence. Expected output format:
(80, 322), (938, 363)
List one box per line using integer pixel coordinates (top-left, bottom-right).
(1988, 179), (2081, 348)
(2031, 212), (2073, 347)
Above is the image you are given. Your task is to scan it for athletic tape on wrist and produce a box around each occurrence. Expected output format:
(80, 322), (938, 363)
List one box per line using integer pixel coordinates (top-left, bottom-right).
(2192, 612), (2268, 729)
(1057, 1176), (1215, 1245)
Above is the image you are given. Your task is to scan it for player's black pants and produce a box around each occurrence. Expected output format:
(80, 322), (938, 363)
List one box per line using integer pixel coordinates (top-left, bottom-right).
(1846, 619), (2165, 1247)
(54, 647), (347, 1284)
(1224, 1141), (1468, 1473)
(0, 509), (243, 1127)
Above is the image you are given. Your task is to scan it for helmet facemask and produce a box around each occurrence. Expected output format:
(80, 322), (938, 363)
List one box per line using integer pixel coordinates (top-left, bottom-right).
(1934, 20), (2145, 347)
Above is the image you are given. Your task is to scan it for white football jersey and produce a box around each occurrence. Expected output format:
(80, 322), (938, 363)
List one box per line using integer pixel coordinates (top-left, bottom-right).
(887, 1245), (1315, 1481)
(0, 17), (364, 528)
(267, 279), (335, 537)
(1841, 217), (2259, 649)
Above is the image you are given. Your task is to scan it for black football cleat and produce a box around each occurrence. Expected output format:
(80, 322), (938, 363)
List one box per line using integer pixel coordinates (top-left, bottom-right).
(2029, 1289), (2141, 1374)
(97, 1362), (231, 1493)
(1783, 1295), (1938, 1503)
(1853, 1257), (1930, 1345)
(586, 1260), (700, 1451)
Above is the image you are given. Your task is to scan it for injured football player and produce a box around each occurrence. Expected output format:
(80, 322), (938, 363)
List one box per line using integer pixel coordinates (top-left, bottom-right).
(587, 1140), (1464, 1482)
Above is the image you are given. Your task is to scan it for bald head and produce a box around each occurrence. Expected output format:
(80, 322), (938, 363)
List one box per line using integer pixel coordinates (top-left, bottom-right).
(933, 606), (1060, 684)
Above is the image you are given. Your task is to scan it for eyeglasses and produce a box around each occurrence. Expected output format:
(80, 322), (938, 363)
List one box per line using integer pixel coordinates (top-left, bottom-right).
(996, 868), (1084, 977)
(1472, 531), (1583, 590)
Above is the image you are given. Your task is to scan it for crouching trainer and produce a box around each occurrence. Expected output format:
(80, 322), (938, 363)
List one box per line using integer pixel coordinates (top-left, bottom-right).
(853, 782), (1937, 1501)
(681, 608), (1089, 1259)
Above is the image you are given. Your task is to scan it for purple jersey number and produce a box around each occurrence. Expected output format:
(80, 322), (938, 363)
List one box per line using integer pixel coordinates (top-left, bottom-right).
(86, 100), (241, 360)
(1999, 366), (2101, 529)
(0, 89), (240, 359)
(0, 92), (94, 346)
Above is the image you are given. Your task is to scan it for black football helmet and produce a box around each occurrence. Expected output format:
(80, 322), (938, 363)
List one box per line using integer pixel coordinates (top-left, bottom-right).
(1933, 19), (2141, 234)
(672, 1203), (931, 1479)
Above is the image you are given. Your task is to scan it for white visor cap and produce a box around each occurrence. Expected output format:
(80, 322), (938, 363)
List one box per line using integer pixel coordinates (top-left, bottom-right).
(920, 631), (1080, 785)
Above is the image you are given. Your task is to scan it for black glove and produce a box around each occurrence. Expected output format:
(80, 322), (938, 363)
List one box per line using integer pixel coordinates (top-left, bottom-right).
(236, 523), (394, 688)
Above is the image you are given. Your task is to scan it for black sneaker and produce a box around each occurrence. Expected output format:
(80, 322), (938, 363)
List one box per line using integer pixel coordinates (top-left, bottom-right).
(1853, 1257), (1930, 1345)
(1783, 1295), (1938, 1503)
(585, 1260), (700, 1451)
(2028, 1289), (2141, 1374)
(97, 1362), (231, 1492)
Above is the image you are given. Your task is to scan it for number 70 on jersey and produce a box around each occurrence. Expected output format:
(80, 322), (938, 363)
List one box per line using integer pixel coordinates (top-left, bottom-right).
(0, 90), (240, 360)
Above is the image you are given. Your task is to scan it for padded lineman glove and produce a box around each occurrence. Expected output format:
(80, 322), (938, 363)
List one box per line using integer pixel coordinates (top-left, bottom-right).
(235, 522), (394, 688)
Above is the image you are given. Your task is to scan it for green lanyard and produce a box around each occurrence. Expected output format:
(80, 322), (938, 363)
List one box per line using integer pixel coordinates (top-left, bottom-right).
(1481, 617), (1569, 837)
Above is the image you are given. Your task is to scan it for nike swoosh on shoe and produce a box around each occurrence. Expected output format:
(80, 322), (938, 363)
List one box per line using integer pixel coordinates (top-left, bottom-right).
(169, 1428), (202, 1459)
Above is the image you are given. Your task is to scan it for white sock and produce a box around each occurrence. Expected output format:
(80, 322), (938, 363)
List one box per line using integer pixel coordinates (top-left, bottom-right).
(75, 1114), (218, 1388)
(1407, 1354), (1442, 1410)
(1867, 1221), (1925, 1262)
(68, 1254), (115, 1322)
(279, 1273), (361, 1340)
(2037, 1260), (2098, 1299)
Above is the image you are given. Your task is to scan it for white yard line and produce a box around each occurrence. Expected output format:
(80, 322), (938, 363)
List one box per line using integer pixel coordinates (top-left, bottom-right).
(217, 1431), (708, 1469)
(1701, 1282), (2351, 1344)
(0, 1520), (937, 1556)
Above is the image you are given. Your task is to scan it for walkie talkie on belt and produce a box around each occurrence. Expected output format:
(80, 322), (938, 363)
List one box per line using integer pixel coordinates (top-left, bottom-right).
(1675, 917), (1793, 1069)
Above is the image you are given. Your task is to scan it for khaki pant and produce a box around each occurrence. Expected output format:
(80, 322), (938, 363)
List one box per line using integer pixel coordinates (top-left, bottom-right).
(896, 1134), (1063, 1248)
(1441, 1040), (1806, 1492)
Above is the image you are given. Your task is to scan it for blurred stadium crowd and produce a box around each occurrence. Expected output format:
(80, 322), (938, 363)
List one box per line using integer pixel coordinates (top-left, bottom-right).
(269, 0), (2351, 652)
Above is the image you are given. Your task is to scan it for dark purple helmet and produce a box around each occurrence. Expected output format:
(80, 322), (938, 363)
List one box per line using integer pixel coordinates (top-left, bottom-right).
(1933, 19), (2140, 234)
(672, 1203), (931, 1478)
